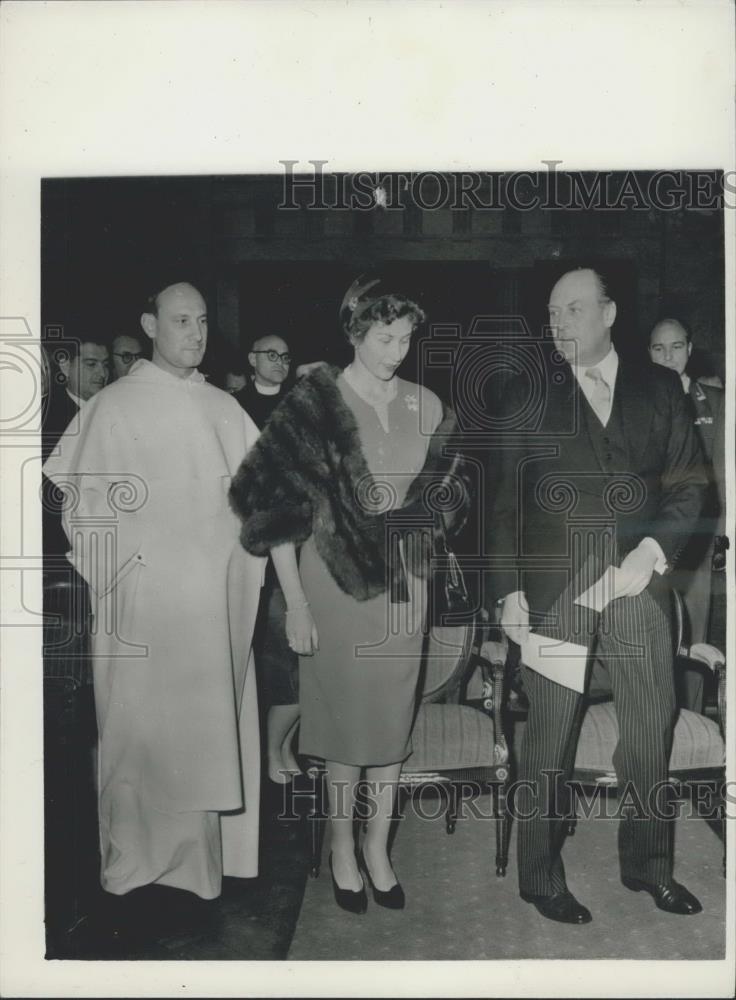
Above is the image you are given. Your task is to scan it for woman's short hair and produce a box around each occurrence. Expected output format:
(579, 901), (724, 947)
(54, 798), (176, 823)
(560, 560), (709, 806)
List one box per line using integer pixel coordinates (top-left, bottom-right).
(339, 274), (426, 342)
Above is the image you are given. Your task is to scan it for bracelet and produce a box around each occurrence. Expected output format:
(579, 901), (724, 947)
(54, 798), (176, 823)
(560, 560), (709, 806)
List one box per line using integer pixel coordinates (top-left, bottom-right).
(285, 602), (310, 614)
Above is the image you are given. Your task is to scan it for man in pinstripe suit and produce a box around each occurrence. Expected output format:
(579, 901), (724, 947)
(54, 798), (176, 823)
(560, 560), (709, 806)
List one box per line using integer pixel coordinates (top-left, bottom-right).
(490, 267), (708, 924)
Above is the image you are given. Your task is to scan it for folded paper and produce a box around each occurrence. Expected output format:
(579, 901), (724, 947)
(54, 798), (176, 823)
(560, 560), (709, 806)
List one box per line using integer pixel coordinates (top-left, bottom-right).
(521, 632), (589, 693)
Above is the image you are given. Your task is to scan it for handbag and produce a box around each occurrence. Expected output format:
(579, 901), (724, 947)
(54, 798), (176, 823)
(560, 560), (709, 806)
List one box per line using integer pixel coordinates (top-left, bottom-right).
(430, 509), (472, 626)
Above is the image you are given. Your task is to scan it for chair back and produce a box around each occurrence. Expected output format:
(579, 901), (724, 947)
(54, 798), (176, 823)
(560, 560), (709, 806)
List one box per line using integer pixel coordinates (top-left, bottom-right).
(419, 622), (475, 703)
(672, 587), (685, 654)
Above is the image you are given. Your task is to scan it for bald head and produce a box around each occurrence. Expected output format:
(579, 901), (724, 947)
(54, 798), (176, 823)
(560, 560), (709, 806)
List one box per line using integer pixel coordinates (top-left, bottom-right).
(141, 282), (208, 379)
(248, 334), (291, 387)
(547, 268), (617, 367)
(649, 319), (691, 376)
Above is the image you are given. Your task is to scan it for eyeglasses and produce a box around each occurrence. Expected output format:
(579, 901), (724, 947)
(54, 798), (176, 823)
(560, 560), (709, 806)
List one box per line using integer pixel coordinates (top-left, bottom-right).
(252, 350), (291, 364)
(113, 351), (144, 365)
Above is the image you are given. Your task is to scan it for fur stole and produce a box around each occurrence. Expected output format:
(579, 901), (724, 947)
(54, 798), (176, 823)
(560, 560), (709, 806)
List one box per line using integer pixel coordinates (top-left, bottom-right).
(229, 365), (469, 601)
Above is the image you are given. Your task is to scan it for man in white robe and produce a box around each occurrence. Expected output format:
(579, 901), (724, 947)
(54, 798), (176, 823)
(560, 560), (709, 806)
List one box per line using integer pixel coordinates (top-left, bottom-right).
(44, 282), (264, 900)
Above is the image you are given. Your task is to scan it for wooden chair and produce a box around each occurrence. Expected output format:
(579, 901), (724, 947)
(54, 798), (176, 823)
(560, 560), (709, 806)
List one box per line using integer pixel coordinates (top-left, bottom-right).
(299, 618), (514, 878)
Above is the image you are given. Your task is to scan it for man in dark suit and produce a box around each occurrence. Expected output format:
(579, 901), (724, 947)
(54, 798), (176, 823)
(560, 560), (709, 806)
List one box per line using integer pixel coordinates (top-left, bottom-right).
(41, 341), (110, 939)
(42, 336), (111, 631)
(43, 337), (111, 459)
(490, 268), (707, 924)
(648, 319), (725, 656)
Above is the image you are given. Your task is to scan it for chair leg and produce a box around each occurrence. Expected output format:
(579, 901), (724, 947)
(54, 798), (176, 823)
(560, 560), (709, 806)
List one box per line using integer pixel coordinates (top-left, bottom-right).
(445, 782), (459, 834)
(493, 781), (509, 877)
(307, 768), (327, 878)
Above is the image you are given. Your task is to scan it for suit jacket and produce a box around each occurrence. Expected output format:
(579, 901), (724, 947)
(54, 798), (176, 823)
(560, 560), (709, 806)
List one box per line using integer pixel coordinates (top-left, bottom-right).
(689, 379), (725, 536)
(488, 356), (708, 617)
(42, 387), (79, 462)
(42, 388), (81, 562)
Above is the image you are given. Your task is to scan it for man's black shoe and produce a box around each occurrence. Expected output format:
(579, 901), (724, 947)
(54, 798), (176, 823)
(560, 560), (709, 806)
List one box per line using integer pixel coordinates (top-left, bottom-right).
(621, 876), (702, 915)
(520, 889), (592, 924)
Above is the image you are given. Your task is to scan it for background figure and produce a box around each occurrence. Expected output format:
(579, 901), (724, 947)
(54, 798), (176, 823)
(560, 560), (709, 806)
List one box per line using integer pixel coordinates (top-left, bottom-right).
(43, 336), (110, 455)
(232, 333), (300, 784)
(42, 335), (111, 568)
(492, 267), (707, 924)
(234, 334), (292, 426)
(110, 333), (146, 379)
(44, 281), (264, 902)
(230, 274), (468, 915)
(224, 371), (247, 394)
(649, 319), (725, 709)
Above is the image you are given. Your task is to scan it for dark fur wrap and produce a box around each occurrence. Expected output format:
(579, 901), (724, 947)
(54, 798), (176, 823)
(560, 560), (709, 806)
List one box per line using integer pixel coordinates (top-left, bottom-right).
(229, 364), (470, 602)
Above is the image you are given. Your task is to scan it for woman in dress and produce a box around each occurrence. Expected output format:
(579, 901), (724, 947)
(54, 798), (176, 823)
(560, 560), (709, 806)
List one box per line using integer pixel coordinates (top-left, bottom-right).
(230, 275), (468, 913)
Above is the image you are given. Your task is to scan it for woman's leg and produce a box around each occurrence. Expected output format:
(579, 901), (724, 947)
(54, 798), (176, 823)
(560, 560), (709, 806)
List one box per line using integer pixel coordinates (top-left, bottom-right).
(266, 704), (300, 782)
(325, 760), (362, 890)
(279, 710), (300, 773)
(362, 762), (402, 890)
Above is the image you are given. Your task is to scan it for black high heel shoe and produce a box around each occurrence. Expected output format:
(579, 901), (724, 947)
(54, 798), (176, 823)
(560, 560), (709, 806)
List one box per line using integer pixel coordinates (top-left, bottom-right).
(329, 853), (367, 914)
(358, 849), (405, 910)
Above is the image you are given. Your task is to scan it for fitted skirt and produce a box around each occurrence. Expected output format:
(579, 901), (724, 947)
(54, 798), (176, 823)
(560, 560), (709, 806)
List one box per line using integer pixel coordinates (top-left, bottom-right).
(297, 537), (427, 766)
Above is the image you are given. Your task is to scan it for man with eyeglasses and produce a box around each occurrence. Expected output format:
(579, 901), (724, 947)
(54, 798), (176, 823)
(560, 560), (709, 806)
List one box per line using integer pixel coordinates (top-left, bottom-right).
(110, 333), (146, 379)
(233, 334), (293, 428)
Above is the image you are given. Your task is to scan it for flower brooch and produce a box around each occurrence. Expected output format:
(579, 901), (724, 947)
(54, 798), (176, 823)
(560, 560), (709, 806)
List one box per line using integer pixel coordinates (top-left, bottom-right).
(404, 393), (419, 412)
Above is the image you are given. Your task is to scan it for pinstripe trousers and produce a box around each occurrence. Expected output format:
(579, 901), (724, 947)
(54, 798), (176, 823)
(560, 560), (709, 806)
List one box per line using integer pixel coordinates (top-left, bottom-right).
(517, 587), (677, 896)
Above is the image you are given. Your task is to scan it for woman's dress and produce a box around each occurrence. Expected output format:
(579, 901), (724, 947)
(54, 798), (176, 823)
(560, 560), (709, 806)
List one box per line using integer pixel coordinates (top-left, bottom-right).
(297, 374), (443, 766)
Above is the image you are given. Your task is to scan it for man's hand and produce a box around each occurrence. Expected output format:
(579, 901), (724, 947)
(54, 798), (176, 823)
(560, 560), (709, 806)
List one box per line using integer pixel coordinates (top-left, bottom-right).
(285, 605), (319, 656)
(499, 590), (531, 646)
(614, 543), (658, 599)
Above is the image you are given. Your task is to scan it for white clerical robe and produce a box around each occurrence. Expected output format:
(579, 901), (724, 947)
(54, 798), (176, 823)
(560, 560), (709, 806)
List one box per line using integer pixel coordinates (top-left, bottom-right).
(43, 360), (264, 898)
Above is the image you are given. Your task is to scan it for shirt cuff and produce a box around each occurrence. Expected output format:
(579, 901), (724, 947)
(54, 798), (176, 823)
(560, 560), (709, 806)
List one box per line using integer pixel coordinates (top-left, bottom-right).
(638, 537), (668, 575)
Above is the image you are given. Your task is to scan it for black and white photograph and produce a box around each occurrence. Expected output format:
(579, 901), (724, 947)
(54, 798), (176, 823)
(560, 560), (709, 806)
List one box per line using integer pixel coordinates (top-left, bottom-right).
(1, 3), (734, 998)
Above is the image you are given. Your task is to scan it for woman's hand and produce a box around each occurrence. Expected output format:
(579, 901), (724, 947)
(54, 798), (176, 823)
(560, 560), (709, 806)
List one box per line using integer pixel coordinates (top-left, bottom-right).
(270, 543), (318, 655)
(285, 604), (319, 656)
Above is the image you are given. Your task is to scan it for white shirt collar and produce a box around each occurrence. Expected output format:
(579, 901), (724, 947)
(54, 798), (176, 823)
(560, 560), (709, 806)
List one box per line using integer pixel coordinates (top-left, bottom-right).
(66, 388), (85, 408)
(253, 378), (281, 396)
(570, 345), (619, 387)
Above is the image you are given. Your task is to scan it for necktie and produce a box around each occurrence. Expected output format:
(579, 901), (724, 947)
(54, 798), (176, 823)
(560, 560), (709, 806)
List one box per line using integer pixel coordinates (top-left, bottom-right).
(584, 367), (611, 425)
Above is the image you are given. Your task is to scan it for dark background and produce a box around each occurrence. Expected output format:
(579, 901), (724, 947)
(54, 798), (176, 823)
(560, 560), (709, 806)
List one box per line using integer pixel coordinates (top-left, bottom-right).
(41, 172), (726, 401)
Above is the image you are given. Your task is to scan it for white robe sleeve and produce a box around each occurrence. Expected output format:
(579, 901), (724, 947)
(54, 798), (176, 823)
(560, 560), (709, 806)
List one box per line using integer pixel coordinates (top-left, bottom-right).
(43, 394), (147, 597)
